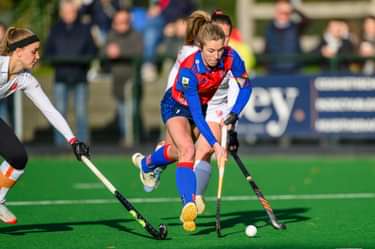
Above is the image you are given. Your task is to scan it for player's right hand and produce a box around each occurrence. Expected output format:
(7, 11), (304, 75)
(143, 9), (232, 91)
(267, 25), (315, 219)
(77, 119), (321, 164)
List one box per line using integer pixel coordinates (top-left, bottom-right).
(71, 140), (90, 161)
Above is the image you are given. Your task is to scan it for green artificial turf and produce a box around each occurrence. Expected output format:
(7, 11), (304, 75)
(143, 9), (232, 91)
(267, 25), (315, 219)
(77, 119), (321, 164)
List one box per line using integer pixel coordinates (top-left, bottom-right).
(1, 155), (374, 249)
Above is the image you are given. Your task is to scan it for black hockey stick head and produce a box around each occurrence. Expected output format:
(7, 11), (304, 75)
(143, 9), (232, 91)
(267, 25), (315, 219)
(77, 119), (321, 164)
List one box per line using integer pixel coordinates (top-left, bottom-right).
(158, 224), (168, 240)
(216, 222), (222, 237)
(271, 221), (287, 230)
(215, 200), (222, 237)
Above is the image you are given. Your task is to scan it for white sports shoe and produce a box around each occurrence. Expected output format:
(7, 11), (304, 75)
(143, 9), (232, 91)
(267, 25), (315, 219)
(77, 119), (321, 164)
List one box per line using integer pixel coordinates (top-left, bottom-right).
(0, 201), (17, 224)
(195, 195), (206, 215)
(132, 153), (159, 192)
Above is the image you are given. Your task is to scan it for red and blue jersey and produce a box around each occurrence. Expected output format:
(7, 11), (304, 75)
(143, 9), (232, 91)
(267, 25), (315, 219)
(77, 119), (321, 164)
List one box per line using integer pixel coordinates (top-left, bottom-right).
(165, 47), (251, 146)
(172, 47), (248, 106)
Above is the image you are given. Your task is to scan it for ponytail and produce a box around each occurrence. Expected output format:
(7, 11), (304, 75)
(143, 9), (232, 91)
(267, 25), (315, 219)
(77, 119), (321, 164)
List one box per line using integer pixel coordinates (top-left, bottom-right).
(185, 10), (211, 46)
(211, 9), (233, 33)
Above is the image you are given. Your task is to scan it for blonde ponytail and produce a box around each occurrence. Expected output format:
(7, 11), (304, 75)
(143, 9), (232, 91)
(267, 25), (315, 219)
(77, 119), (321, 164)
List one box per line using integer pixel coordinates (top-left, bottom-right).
(184, 10), (211, 46)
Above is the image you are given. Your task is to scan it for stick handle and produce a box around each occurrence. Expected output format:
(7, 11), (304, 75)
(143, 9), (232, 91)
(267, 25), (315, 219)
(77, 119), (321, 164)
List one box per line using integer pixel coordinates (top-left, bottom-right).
(81, 156), (117, 194)
(217, 125), (228, 199)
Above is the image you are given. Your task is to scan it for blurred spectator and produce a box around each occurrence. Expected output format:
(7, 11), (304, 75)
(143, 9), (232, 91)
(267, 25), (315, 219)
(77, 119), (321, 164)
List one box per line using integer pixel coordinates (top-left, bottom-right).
(158, 17), (187, 58)
(79, 0), (124, 46)
(312, 19), (355, 71)
(264, 0), (308, 74)
(45, 0), (97, 147)
(359, 15), (375, 75)
(0, 22), (13, 125)
(102, 9), (143, 144)
(141, 0), (196, 83)
(228, 27), (256, 73)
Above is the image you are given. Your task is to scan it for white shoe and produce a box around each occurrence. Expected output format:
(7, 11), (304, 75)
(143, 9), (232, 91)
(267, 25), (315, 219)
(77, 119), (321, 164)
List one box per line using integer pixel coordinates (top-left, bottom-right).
(132, 153), (159, 192)
(0, 201), (17, 224)
(180, 202), (197, 232)
(195, 195), (206, 215)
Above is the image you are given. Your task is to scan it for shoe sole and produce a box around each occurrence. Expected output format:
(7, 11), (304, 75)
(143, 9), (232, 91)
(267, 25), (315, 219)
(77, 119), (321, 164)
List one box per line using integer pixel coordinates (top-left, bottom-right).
(181, 203), (197, 232)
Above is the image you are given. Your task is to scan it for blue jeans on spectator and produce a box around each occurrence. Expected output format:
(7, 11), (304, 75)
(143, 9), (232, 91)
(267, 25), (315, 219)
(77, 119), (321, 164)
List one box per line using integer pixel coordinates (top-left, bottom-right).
(53, 82), (89, 146)
(143, 15), (165, 63)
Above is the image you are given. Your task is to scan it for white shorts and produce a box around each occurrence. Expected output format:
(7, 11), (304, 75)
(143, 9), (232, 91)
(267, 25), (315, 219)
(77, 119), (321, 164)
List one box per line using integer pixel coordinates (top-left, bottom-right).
(205, 101), (231, 123)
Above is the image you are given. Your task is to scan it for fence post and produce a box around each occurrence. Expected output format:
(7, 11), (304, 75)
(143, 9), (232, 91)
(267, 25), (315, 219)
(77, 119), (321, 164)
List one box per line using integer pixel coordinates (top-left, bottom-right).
(237, 0), (253, 48)
(131, 58), (144, 144)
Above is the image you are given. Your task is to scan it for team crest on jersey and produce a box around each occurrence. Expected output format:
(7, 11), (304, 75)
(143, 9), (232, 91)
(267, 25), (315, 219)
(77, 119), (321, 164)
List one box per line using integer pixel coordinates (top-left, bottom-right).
(182, 77), (190, 88)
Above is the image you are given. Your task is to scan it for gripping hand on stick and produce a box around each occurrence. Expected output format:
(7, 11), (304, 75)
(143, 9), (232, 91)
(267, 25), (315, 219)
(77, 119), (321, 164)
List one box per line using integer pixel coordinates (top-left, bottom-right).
(71, 140), (90, 161)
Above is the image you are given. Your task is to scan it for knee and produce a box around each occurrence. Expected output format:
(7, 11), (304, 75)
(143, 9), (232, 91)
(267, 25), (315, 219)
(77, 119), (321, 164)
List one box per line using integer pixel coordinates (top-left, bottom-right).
(195, 144), (214, 161)
(179, 144), (196, 161)
(7, 149), (28, 170)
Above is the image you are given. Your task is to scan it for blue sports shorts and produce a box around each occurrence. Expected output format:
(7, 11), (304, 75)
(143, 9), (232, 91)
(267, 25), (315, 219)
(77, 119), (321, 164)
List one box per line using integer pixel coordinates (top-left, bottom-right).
(160, 88), (207, 124)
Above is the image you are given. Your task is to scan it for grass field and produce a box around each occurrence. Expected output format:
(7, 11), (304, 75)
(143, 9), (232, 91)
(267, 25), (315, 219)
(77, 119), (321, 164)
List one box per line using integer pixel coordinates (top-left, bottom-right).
(1, 154), (374, 249)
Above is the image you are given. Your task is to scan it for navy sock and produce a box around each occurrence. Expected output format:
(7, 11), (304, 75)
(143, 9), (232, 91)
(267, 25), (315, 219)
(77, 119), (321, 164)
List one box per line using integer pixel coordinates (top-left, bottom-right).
(176, 162), (196, 205)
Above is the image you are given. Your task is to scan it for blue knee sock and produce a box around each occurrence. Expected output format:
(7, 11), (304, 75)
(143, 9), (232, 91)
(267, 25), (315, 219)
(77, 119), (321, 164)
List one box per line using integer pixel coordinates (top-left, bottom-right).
(176, 162), (196, 205)
(141, 144), (175, 173)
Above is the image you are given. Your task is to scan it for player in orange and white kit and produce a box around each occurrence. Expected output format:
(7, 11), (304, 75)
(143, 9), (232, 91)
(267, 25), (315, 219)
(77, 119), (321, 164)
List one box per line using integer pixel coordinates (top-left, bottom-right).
(0, 27), (90, 224)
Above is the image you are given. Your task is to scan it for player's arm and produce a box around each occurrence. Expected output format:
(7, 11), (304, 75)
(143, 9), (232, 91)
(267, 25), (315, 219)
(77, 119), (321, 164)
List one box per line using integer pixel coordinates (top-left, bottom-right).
(226, 50), (253, 126)
(22, 74), (89, 160)
(178, 69), (217, 146)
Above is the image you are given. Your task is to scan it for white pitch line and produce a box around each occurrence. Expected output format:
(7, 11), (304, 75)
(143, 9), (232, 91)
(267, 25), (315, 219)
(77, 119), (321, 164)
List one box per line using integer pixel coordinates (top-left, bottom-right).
(6, 193), (375, 207)
(73, 183), (105, 190)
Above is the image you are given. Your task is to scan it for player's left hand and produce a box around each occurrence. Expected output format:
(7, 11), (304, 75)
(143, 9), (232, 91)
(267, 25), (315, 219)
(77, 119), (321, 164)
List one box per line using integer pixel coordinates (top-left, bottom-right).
(72, 140), (90, 161)
(224, 112), (238, 126)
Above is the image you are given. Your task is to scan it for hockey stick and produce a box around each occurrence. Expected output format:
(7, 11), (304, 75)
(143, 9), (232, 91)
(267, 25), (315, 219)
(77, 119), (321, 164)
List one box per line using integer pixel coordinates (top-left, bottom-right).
(230, 152), (286, 230)
(216, 125), (228, 237)
(81, 156), (168, 239)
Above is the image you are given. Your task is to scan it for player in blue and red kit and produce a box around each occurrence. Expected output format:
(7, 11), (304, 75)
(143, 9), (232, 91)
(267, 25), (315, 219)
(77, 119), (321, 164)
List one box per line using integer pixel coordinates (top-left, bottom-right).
(132, 14), (252, 232)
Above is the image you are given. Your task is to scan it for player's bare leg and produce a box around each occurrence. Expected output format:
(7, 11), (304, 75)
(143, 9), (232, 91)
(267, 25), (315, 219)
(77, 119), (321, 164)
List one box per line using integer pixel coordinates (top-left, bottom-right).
(194, 121), (222, 214)
(166, 117), (198, 232)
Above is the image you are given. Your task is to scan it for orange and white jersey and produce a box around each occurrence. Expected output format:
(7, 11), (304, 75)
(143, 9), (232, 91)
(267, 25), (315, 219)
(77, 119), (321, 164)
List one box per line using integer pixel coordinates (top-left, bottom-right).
(0, 56), (75, 142)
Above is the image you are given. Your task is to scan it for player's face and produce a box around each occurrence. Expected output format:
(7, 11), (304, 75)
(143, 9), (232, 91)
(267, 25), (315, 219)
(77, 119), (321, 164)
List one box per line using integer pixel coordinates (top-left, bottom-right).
(201, 39), (225, 68)
(18, 42), (40, 70)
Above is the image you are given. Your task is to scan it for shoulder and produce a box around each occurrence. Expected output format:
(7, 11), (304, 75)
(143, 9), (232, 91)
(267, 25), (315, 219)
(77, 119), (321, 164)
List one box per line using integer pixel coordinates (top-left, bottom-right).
(177, 45), (199, 63)
(223, 47), (243, 64)
(17, 71), (39, 88)
(225, 47), (241, 58)
(180, 50), (198, 68)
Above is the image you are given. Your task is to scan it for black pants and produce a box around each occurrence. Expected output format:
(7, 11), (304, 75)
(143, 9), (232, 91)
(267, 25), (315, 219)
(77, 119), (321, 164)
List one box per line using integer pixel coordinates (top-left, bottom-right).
(0, 118), (28, 170)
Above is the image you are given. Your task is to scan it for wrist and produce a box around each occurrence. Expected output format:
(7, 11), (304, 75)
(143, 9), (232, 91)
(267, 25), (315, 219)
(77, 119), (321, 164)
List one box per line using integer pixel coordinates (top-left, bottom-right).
(69, 137), (78, 144)
(224, 112), (238, 125)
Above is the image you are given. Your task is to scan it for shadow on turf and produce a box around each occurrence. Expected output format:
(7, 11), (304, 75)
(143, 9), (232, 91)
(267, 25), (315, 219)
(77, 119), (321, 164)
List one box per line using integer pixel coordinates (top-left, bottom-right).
(163, 207), (310, 237)
(0, 218), (156, 239)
